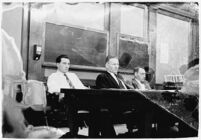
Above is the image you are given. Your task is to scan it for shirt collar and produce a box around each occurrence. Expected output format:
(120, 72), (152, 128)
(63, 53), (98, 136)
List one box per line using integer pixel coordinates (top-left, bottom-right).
(107, 71), (117, 76)
(56, 70), (69, 75)
(134, 78), (142, 85)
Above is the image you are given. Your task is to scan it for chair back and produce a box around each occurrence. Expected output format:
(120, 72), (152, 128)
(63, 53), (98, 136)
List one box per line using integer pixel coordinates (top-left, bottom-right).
(24, 80), (47, 111)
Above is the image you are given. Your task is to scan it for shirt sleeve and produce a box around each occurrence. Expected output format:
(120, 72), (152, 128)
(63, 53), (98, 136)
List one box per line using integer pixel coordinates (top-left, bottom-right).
(47, 74), (60, 93)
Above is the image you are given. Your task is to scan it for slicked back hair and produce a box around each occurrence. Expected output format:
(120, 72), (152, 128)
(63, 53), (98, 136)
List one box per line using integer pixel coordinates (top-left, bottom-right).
(105, 55), (118, 64)
(56, 55), (69, 63)
(133, 67), (141, 74)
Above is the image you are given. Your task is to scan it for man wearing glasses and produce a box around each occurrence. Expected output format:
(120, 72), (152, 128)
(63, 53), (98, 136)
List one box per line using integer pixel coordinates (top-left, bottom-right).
(130, 67), (151, 90)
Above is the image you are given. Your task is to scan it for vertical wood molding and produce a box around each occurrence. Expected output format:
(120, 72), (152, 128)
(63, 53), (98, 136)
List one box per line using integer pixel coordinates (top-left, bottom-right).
(148, 8), (157, 85)
(104, 3), (110, 57)
(189, 19), (199, 64)
(21, 3), (30, 79)
(109, 3), (121, 57)
(27, 4), (45, 80)
(143, 5), (148, 41)
(104, 3), (110, 31)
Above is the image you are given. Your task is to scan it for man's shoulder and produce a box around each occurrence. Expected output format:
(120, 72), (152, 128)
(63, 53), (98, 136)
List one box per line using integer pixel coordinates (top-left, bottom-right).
(67, 72), (77, 75)
(48, 72), (59, 78)
(48, 72), (56, 77)
(47, 71), (65, 81)
(96, 72), (110, 83)
(132, 78), (138, 83)
(97, 72), (109, 78)
(66, 72), (79, 79)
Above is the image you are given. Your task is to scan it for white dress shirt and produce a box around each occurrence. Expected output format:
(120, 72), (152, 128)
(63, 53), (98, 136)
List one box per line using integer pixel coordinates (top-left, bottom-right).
(47, 70), (86, 93)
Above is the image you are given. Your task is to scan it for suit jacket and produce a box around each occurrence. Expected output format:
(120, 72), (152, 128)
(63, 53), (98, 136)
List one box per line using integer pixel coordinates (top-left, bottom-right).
(96, 71), (130, 89)
(131, 78), (151, 90)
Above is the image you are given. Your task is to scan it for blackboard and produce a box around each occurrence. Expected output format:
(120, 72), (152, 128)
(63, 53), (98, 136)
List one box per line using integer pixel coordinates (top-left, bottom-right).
(44, 22), (108, 67)
(119, 38), (149, 70)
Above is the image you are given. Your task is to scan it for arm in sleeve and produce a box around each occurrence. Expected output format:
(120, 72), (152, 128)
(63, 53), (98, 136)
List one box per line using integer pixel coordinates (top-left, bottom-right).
(47, 74), (60, 94)
(96, 74), (110, 89)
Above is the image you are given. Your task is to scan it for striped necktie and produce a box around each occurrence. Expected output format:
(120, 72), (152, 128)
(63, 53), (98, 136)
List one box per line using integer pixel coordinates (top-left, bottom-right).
(64, 73), (75, 89)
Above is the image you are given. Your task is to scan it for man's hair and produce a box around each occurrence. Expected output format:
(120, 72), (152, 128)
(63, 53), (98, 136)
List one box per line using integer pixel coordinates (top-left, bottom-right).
(56, 55), (69, 63)
(133, 67), (141, 74)
(105, 55), (118, 64)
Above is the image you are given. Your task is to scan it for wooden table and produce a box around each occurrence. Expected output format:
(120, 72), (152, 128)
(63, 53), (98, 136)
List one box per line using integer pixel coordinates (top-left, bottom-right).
(60, 89), (198, 138)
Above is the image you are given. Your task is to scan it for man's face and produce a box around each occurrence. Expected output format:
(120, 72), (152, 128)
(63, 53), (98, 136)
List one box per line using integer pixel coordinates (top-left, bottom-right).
(135, 68), (146, 82)
(106, 58), (119, 74)
(57, 58), (70, 73)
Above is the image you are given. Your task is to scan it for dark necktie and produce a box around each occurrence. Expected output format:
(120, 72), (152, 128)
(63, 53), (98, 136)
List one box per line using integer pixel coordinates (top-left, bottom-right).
(115, 74), (126, 89)
(64, 73), (75, 89)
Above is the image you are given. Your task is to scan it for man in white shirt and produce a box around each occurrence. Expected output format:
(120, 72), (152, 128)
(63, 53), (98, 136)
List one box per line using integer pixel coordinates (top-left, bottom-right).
(47, 55), (86, 99)
(130, 67), (151, 90)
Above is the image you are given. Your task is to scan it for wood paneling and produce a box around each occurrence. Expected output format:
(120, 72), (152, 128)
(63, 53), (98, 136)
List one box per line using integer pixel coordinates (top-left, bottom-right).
(23, 2), (198, 83)
(108, 3), (121, 56)
(148, 8), (157, 86)
(27, 4), (45, 80)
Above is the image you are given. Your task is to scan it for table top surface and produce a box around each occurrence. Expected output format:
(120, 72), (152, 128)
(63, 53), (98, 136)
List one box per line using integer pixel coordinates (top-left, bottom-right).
(61, 88), (198, 130)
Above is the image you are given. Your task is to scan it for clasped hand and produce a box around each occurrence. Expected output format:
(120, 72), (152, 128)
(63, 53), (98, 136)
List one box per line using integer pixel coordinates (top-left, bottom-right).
(54, 92), (65, 101)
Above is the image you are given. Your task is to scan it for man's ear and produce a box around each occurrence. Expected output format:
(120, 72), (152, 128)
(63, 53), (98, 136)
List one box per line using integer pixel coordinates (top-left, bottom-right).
(56, 63), (59, 68)
(105, 62), (108, 68)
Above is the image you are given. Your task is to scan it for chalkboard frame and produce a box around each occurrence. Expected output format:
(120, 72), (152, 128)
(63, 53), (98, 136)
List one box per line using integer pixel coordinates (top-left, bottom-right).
(42, 22), (109, 72)
(117, 33), (150, 74)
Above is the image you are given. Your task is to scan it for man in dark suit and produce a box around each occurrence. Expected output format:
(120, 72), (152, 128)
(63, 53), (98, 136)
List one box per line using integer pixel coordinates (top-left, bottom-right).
(96, 56), (129, 89)
(129, 67), (151, 90)
(94, 56), (131, 137)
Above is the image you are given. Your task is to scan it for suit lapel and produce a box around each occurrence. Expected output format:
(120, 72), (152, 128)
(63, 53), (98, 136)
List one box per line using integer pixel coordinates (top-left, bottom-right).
(144, 81), (151, 89)
(132, 78), (141, 89)
(106, 72), (120, 88)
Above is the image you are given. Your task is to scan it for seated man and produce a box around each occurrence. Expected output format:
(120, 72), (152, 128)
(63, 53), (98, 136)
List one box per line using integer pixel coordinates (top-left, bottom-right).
(47, 55), (87, 136)
(47, 54), (87, 99)
(95, 56), (131, 137)
(129, 67), (151, 90)
(96, 55), (129, 89)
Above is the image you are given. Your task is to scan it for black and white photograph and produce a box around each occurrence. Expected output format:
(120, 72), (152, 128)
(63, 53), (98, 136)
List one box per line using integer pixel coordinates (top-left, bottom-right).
(1, 0), (199, 138)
